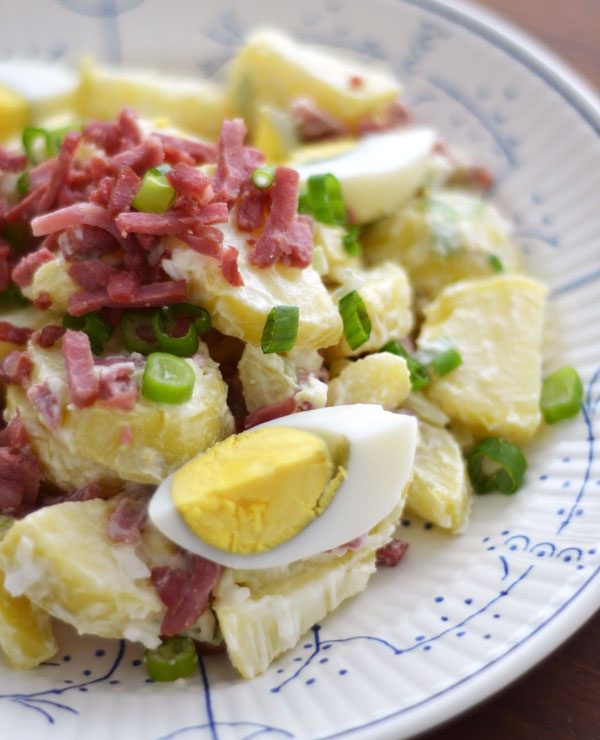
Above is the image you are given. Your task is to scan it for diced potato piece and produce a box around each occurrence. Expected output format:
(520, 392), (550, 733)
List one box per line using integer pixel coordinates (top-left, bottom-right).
(20, 254), (77, 315)
(214, 501), (404, 678)
(227, 30), (400, 128)
(327, 353), (410, 408)
(0, 86), (28, 142)
(401, 392), (449, 427)
(6, 341), (234, 489)
(330, 262), (413, 357)
(0, 499), (165, 647)
(294, 128), (436, 223)
(406, 422), (471, 531)
(0, 578), (58, 669)
(312, 222), (361, 285)
(164, 229), (343, 351)
(363, 190), (521, 302)
(78, 60), (227, 139)
(238, 343), (297, 413)
(0, 60), (78, 124)
(0, 517), (57, 669)
(419, 275), (546, 443)
(0, 306), (54, 359)
(238, 343), (327, 413)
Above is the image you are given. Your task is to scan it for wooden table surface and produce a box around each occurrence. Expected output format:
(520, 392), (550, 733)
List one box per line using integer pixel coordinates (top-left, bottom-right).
(426, 1), (600, 738)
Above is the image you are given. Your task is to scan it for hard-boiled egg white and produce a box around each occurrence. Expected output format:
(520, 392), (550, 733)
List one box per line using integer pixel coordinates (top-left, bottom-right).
(292, 127), (436, 223)
(149, 404), (417, 569)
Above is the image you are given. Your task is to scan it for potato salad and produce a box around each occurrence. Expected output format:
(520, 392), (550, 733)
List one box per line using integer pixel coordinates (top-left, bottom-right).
(0, 30), (582, 681)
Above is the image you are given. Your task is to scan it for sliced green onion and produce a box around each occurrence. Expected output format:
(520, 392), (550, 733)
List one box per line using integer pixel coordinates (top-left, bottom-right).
(120, 311), (160, 355)
(467, 437), (527, 495)
(261, 305), (299, 354)
(22, 127), (51, 165)
(303, 173), (347, 226)
(151, 309), (199, 357)
(343, 225), (361, 257)
(430, 347), (462, 376)
(339, 290), (371, 351)
(0, 283), (28, 309)
(62, 312), (112, 355)
(16, 170), (29, 197)
(251, 165), (275, 189)
(540, 366), (583, 424)
(488, 254), (504, 273)
(144, 636), (198, 682)
(46, 123), (80, 156)
(132, 168), (176, 214)
(142, 352), (195, 404)
(161, 303), (211, 336)
(379, 340), (431, 391)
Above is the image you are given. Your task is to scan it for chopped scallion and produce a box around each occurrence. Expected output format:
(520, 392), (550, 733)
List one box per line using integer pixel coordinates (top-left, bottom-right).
(251, 165), (275, 189)
(467, 437), (527, 495)
(430, 347), (462, 376)
(142, 352), (195, 404)
(22, 127), (51, 165)
(120, 311), (160, 355)
(379, 340), (431, 391)
(488, 254), (504, 273)
(151, 308), (199, 358)
(62, 312), (112, 355)
(302, 173), (347, 226)
(343, 225), (361, 257)
(261, 305), (299, 354)
(132, 168), (176, 214)
(144, 636), (198, 682)
(339, 290), (371, 351)
(16, 170), (29, 197)
(540, 366), (583, 424)
(0, 283), (28, 309)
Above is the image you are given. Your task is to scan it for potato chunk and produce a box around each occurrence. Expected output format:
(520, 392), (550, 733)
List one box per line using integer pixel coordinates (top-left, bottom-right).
(419, 275), (546, 443)
(0, 306), (55, 360)
(0, 500), (164, 647)
(6, 341), (234, 489)
(227, 30), (400, 128)
(406, 422), (471, 531)
(363, 190), (521, 302)
(164, 231), (342, 351)
(327, 353), (410, 408)
(330, 262), (413, 357)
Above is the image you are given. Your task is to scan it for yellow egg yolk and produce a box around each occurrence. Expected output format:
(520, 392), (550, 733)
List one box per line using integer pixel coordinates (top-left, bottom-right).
(171, 427), (346, 554)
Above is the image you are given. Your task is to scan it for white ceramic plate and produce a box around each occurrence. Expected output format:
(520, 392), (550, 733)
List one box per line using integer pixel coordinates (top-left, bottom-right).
(1, 1), (599, 738)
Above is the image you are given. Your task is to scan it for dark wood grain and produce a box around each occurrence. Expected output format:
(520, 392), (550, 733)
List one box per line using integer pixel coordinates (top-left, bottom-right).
(425, 2), (599, 738)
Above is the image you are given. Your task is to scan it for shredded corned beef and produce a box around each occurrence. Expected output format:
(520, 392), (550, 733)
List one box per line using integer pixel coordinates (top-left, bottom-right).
(68, 279), (187, 316)
(108, 166), (141, 217)
(236, 181), (270, 232)
(39, 481), (104, 507)
(0, 416), (43, 514)
(0, 242), (10, 292)
(115, 211), (186, 236)
(32, 325), (66, 348)
(213, 118), (261, 203)
(222, 246), (244, 287)
(151, 552), (222, 636)
(38, 131), (81, 214)
(156, 132), (216, 166)
(290, 97), (348, 141)
(358, 99), (412, 135)
(179, 225), (223, 260)
(0, 350), (33, 385)
(0, 321), (33, 346)
(27, 380), (62, 430)
(98, 361), (138, 410)
(167, 162), (214, 206)
(12, 247), (54, 288)
(111, 135), (164, 175)
(0, 146), (27, 173)
(33, 290), (53, 310)
(107, 496), (148, 544)
(62, 329), (99, 408)
(249, 167), (313, 268)
(376, 539), (409, 567)
(244, 395), (297, 429)
(107, 270), (139, 304)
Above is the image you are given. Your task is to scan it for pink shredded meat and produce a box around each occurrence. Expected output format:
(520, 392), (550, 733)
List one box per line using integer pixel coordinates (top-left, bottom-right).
(0, 146), (27, 173)
(213, 118), (254, 203)
(107, 166), (141, 217)
(249, 167), (313, 268)
(26, 380), (62, 430)
(32, 325), (66, 349)
(167, 162), (214, 206)
(38, 131), (81, 214)
(62, 329), (99, 408)
(290, 97), (348, 141)
(236, 182), (269, 232)
(222, 246), (244, 287)
(12, 247), (54, 288)
(107, 496), (148, 544)
(156, 132), (216, 166)
(244, 395), (297, 429)
(151, 552), (222, 636)
(0, 321), (33, 346)
(376, 539), (409, 567)
(98, 361), (138, 410)
(0, 350), (33, 385)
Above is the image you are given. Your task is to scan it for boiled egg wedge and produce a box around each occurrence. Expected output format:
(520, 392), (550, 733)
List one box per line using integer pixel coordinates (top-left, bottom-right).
(149, 404), (417, 569)
(291, 127), (436, 223)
